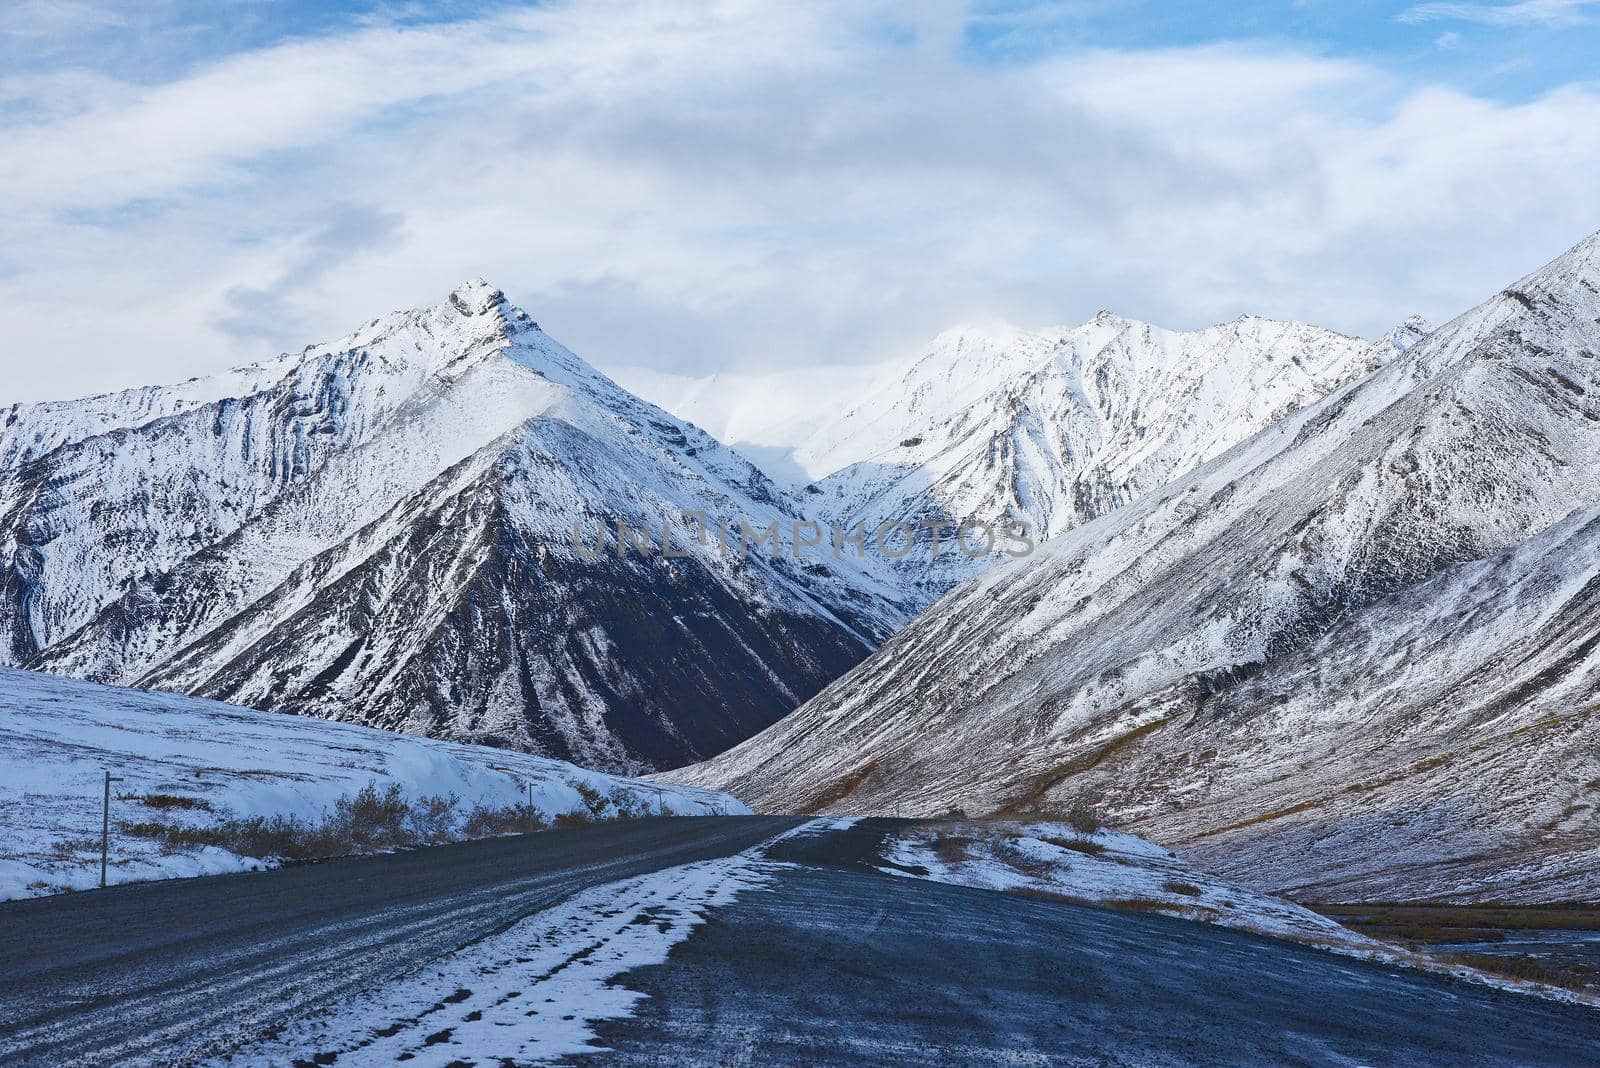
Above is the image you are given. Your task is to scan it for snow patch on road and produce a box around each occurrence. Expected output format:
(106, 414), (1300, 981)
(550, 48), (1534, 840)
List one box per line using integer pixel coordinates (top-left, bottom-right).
(207, 823), (821, 1067)
(766, 815), (860, 844)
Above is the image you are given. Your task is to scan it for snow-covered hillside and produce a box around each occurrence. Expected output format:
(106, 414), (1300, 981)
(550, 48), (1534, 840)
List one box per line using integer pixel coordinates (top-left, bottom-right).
(1, 282), (910, 772)
(799, 313), (1427, 603)
(883, 821), (1378, 950)
(669, 231), (1600, 903)
(0, 667), (745, 900)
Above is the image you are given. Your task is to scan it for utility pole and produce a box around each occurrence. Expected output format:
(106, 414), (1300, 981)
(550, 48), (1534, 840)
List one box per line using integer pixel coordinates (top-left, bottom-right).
(100, 770), (124, 889)
(526, 781), (535, 835)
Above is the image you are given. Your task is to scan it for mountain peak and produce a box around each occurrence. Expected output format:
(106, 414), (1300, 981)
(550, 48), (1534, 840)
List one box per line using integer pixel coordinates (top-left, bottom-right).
(1369, 314), (1432, 367)
(445, 278), (509, 319)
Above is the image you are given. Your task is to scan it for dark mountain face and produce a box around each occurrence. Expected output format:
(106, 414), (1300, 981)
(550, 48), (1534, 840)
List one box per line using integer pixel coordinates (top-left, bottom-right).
(134, 439), (874, 773)
(4, 281), (905, 773)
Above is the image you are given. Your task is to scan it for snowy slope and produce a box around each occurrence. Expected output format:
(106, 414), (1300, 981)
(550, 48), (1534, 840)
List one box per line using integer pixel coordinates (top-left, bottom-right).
(801, 314), (1427, 603)
(0, 667), (744, 900)
(882, 821), (1378, 950)
(792, 324), (1059, 481)
(670, 231), (1600, 903)
(1, 282), (909, 773)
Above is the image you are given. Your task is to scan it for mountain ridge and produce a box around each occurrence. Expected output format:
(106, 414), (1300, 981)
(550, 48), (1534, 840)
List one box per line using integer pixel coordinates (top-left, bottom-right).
(799, 309), (1429, 605)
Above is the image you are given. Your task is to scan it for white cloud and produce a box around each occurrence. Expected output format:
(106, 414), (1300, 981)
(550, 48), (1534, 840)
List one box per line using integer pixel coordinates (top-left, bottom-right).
(1399, 0), (1599, 26)
(214, 204), (406, 342)
(1, 0), (1599, 410)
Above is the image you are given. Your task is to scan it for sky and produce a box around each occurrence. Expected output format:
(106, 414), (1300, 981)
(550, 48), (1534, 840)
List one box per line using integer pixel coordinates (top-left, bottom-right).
(3, 0), (1600, 408)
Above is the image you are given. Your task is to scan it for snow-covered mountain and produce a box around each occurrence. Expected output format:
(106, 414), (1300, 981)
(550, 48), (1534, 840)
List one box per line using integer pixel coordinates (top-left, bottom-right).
(1, 282), (906, 773)
(799, 313), (1429, 604)
(669, 232), (1600, 903)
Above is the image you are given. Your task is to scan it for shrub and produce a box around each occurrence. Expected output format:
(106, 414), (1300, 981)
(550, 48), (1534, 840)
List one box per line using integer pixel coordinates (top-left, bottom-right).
(461, 802), (544, 838)
(572, 781), (610, 818)
(120, 781), (446, 862)
(407, 792), (461, 845)
(606, 789), (656, 819)
(1044, 836), (1105, 857)
(226, 815), (340, 860)
(134, 794), (213, 812)
(116, 779), (632, 865)
(328, 783), (412, 850)
(1162, 879), (1204, 898)
(122, 815), (336, 860)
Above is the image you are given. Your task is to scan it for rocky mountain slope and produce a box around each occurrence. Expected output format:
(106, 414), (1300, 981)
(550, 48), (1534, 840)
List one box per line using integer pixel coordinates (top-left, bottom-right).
(800, 314), (1428, 604)
(668, 231), (1600, 903)
(1, 282), (905, 772)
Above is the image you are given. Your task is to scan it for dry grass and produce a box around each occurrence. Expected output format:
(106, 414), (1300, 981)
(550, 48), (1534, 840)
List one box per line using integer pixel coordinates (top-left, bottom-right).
(1097, 897), (1180, 915)
(1440, 953), (1589, 991)
(1011, 887), (1093, 907)
(995, 716), (1172, 817)
(1040, 835), (1105, 856)
(1311, 902), (1600, 995)
(802, 760), (878, 813)
(48, 837), (100, 862)
(931, 836), (973, 865)
(1311, 902), (1600, 939)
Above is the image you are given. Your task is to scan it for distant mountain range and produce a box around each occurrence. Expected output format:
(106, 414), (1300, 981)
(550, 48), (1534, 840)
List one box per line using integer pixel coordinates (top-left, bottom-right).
(794, 312), (1429, 605)
(4, 278), (1411, 776)
(668, 230), (1600, 904)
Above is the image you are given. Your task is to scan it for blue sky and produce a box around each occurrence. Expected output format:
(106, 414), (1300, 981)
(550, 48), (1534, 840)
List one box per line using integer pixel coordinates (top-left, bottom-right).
(3, 0), (1600, 404)
(964, 1), (1600, 101)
